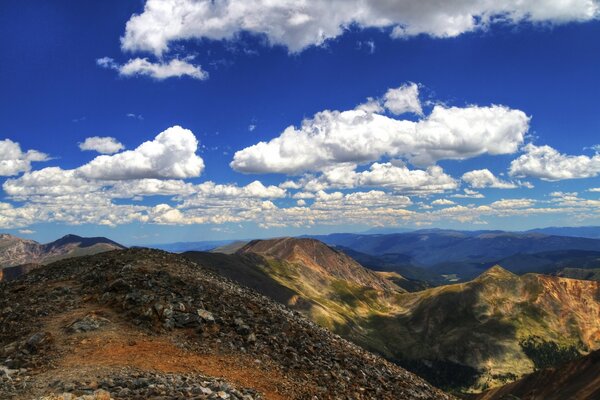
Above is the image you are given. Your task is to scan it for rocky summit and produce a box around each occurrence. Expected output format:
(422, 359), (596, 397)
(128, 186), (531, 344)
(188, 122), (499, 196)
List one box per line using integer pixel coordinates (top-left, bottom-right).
(0, 248), (452, 399)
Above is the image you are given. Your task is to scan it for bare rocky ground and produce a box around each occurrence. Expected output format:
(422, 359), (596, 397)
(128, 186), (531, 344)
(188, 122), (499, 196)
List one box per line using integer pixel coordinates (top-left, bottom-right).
(0, 248), (453, 399)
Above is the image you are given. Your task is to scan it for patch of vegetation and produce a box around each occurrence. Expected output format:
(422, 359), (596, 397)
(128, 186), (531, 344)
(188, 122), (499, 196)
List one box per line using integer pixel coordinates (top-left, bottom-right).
(520, 336), (581, 370)
(330, 280), (380, 309)
(395, 358), (481, 391)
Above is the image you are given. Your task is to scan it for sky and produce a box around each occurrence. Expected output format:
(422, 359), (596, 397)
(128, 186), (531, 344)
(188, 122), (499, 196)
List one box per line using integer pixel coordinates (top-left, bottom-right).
(1, 0), (600, 245)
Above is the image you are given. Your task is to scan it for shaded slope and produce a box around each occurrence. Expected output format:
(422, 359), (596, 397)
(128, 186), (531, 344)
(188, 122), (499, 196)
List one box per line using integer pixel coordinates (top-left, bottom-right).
(476, 349), (600, 400)
(0, 249), (451, 400)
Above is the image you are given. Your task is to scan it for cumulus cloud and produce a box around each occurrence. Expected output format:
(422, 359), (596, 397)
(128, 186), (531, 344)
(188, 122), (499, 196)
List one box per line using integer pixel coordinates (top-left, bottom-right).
(120, 0), (599, 55)
(452, 189), (485, 199)
(97, 56), (207, 80)
(79, 136), (125, 154)
(383, 83), (423, 115)
(231, 95), (529, 174)
(0, 139), (49, 176)
(509, 143), (600, 181)
(461, 168), (518, 189)
(432, 199), (455, 206)
(78, 126), (205, 180)
(292, 162), (458, 194)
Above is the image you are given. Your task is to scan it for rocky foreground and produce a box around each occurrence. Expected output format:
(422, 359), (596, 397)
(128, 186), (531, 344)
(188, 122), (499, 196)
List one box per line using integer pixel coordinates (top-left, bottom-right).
(0, 248), (452, 399)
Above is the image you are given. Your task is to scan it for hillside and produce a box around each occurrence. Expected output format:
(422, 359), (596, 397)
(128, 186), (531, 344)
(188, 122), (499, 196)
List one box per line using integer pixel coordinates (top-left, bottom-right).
(372, 266), (600, 391)
(187, 238), (406, 342)
(0, 234), (125, 280)
(476, 349), (600, 400)
(186, 240), (600, 393)
(0, 249), (451, 399)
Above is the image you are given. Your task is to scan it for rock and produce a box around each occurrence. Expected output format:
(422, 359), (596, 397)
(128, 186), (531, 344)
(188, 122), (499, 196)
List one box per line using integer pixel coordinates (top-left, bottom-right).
(196, 308), (215, 322)
(26, 332), (52, 352)
(66, 314), (110, 333)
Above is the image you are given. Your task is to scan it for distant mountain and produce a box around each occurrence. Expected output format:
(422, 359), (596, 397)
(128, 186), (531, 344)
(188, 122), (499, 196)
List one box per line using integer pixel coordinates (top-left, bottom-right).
(307, 230), (600, 281)
(146, 239), (236, 253)
(309, 230), (600, 267)
(184, 237), (600, 393)
(0, 234), (125, 280)
(334, 245), (444, 288)
(476, 349), (600, 400)
(556, 267), (600, 281)
(527, 226), (600, 239)
(210, 240), (249, 254)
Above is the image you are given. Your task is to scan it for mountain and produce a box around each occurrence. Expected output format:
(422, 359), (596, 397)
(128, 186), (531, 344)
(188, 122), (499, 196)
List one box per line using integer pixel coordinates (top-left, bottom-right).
(237, 238), (404, 292)
(527, 226), (600, 239)
(476, 349), (600, 400)
(556, 267), (600, 281)
(185, 238), (600, 393)
(0, 248), (451, 399)
(0, 234), (125, 280)
(307, 230), (600, 281)
(146, 239), (236, 252)
(187, 238), (405, 336)
(309, 230), (600, 267)
(369, 266), (600, 391)
(335, 245), (445, 287)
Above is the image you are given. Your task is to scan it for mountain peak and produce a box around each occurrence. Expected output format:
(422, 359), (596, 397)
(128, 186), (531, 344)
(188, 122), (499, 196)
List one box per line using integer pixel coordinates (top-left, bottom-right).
(477, 265), (516, 280)
(45, 235), (125, 249)
(239, 237), (403, 292)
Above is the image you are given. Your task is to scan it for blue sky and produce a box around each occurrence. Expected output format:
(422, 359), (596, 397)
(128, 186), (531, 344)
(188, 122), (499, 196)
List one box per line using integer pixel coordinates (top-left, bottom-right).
(1, 0), (600, 245)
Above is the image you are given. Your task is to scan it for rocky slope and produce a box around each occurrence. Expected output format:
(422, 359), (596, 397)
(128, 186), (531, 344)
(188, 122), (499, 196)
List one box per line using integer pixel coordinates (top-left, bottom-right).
(475, 349), (600, 400)
(0, 234), (125, 280)
(186, 241), (600, 393)
(0, 248), (452, 399)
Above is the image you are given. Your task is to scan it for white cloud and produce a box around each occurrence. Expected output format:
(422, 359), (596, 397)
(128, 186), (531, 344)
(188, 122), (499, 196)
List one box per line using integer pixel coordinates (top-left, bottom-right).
(280, 161), (457, 195)
(18, 229), (35, 234)
(432, 199), (455, 206)
(79, 136), (125, 154)
(509, 143), (600, 181)
(589, 187), (600, 192)
(461, 168), (518, 189)
(383, 83), (423, 115)
(452, 189), (485, 199)
(120, 0), (599, 55)
(78, 125), (205, 180)
(231, 94), (529, 174)
(0, 139), (49, 176)
(97, 56), (207, 80)
(490, 198), (536, 209)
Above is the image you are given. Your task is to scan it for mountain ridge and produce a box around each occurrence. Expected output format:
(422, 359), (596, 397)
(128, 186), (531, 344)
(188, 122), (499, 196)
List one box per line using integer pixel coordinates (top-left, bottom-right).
(0, 234), (126, 280)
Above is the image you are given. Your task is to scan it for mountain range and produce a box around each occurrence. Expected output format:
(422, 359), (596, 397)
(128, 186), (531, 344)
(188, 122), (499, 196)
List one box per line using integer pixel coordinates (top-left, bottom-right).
(0, 234), (125, 281)
(186, 237), (600, 392)
(307, 230), (600, 281)
(4, 230), (600, 397)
